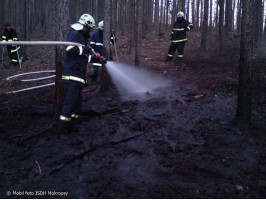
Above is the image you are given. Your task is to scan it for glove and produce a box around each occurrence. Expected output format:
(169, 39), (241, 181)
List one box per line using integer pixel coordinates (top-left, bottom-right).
(95, 53), (107, 64)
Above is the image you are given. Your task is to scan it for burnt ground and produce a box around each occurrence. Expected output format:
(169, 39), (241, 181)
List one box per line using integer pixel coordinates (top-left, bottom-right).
(0, 29), (265, 199)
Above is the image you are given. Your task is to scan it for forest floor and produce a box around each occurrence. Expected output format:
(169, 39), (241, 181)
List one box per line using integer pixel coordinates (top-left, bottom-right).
(0, 28), (265, 199)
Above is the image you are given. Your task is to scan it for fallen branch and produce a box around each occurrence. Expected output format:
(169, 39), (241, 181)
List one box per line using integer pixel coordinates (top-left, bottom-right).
(48, 132), (145, 175)
(9, 134), (28, 139)
(218, 124), (242, 135)
(177, 98), (188, 105)
(35, 160), (42, 175)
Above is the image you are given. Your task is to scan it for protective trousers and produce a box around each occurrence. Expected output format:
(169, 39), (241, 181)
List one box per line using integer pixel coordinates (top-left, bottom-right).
(167, 42), (186, 60)
(60, 81), (82, 122)
(7, 45), (19, 64)
(91, 62), (102, 82)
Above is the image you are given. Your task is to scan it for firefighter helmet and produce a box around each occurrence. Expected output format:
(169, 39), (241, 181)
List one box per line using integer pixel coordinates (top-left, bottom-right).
(98, 21), (104, 30)
(78, 14), (95, 28)
(177, 11), (185, 18)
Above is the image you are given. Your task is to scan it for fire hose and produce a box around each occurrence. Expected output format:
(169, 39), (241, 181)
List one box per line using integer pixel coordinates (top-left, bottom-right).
(0, 41), (100, 94)
(0, 41), (98, 56)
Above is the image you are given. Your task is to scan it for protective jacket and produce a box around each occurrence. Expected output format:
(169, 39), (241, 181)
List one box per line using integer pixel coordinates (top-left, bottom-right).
(2, 28), (20, 64)
(90, 30), (116, 56)
(171, 19), (193, 43)
(90, 30), (103, 56)
(2, 28), (18, 42)
(63, 29), (91, 86)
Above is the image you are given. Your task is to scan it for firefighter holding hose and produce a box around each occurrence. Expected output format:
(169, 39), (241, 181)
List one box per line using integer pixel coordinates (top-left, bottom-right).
(89, 21), (116, 82)
(59, 14), (106, 134)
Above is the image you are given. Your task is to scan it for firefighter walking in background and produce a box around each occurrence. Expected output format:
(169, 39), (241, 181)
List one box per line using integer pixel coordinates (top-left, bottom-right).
(109, 29), (116, 61)
(89, 21), (116, 82)
(59, 14), (105, 134)
(2, 23), (20, 65)
(165, 12), (193, 69)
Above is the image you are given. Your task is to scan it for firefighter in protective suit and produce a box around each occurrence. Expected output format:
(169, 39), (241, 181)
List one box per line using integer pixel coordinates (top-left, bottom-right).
(59, 14), (105, 134)
(165, 12), (193, 68)
(2, 23), (20, 65)
(89, 21), (116, 82)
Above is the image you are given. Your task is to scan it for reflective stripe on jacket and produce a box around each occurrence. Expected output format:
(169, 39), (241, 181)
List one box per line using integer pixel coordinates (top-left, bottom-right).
(2, 28), (18, 42)
(171, 19), (193, 43)
(62, 29), (91, 86)
(90, 30), (103, 56)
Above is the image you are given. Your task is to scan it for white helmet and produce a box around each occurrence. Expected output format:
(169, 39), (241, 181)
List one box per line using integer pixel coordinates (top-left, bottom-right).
(78, 14), (95, 28)
(177, 11), (185, 18)
(98, 21), (104, 30)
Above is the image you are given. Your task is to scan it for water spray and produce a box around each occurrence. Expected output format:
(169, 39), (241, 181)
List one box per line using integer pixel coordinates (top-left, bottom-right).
(105, 62), (172, 100)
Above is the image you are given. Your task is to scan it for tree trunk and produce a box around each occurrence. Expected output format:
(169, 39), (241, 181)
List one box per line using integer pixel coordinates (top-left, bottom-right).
(192, 0), (195, 27)
(215, 0), (219, 27)
(252, 0), (263, 47)
(120, 0), (126, 35)
(24, 0), (31, 60)
(210, 0), (213, 27)
(135, 0), (143, 66)
(219, 0), (225, 50)
(103, 0), (111, 58)
(112, 0), (117, 31)
(0, 1), (5, 58)
(186, 0), (190, 20)
(264, 17), (266, 35)
(53, 0), (70, 120)
(237, 0), (241, 31)
(181, 0), (186, 13)
(201, 0), (204, 27)
(166, 0), (169, 28)
(172, 0), (177, 25)
(264, 0), (266, 35)
(159, 0), (164, 34)
(127, 0), (135, 54)
(154, 0), (159, 26)
(225, 0), (233, 33)
(196, 0), (200, 28)
(232, 0), (236, 31)
(236, 0), (253, 132)
(200, 0), (209, 50)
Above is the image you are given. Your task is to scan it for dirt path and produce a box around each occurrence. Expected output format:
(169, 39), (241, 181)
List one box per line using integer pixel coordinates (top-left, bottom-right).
(0, 31), (265, 198)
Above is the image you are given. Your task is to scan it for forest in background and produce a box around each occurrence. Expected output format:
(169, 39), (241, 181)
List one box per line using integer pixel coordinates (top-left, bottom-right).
(0, 0), (265, 50)
(2, 0), (264, 132)
(0, 0), (264, 133)
(0, 1), (265, 198)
